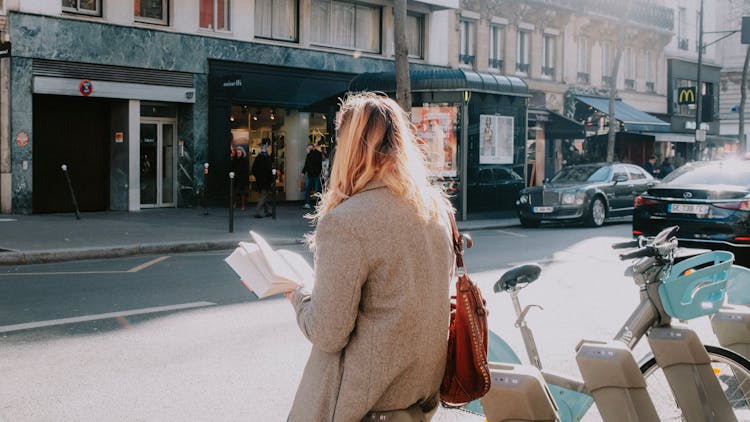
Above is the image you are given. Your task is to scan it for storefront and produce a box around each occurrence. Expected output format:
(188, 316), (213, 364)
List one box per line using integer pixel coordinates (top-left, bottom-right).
(208, 61), (354, 204)
(349, 68), (529, 219)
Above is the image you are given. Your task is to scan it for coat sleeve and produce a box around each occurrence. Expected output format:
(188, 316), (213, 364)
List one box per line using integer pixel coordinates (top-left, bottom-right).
(291, 213), (368, 353)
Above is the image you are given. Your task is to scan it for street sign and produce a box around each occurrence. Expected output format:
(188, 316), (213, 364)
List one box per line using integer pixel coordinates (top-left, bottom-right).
(696, 129), (707, 142)
(677, 87), (696, 105)
(742, 17), (750, 44)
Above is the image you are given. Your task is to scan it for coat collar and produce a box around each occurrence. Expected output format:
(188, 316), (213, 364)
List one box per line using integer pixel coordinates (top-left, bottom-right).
(359, 179), (387, 193)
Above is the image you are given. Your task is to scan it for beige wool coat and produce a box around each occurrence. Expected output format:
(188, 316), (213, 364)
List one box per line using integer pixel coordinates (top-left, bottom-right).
(288, 180), (454, 422)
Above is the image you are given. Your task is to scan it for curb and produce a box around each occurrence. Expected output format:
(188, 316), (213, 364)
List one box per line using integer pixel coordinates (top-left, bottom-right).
(0, 221), (519, 266)
(0, 238), (305, 266)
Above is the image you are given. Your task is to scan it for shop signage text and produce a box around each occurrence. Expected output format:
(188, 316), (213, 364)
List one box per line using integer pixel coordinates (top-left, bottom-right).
(0, 42), (11, 59)
(222, 77), (243, 89)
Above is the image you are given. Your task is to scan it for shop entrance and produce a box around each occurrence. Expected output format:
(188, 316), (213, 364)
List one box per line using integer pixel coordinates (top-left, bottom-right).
(140, 119), (176, 208)
(33, 95), (110, 213)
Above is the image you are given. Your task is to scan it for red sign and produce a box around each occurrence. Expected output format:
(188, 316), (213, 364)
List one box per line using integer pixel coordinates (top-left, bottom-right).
(15, 132), (28, 147)
(79, 79), (93, 96)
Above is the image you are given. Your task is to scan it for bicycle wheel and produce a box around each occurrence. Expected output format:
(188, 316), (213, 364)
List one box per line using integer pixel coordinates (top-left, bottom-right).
(640, 345), (750, 421)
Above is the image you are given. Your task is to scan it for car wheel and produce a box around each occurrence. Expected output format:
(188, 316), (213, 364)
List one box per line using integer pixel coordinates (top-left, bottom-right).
(585, 197), (607, 227)
(520, 217), (541, 228)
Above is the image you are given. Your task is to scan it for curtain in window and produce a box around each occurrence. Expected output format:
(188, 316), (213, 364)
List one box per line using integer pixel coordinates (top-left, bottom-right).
(255, 0), (273, 37)
(310, 0), (330, 44)
(332, 2), (355, 49)
(200, 0), (213, 28)
(273, 0), (296, 41)
(80, 0), (97, 10)
(354, 5), (378, 52)
(407, 15), (422, 58)
(135, 0), (163, 20)
(63, 0), (77, 8)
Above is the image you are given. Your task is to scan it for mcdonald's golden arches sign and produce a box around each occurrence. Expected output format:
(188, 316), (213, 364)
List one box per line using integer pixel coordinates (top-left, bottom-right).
(677, 87), (696, 105)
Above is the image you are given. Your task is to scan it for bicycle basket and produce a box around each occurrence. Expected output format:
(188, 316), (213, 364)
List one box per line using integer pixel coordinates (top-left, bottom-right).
(658, 250), (734, 320)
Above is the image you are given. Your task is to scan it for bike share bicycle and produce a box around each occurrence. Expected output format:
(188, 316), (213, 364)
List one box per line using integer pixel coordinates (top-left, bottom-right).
(473, 226), (750, 421)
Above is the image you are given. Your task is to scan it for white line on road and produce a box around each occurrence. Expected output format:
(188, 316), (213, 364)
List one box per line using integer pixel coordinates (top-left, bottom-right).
(127, 256), (171, 273)
(0, 301), (216, 333)
(493, 229), (527, 238)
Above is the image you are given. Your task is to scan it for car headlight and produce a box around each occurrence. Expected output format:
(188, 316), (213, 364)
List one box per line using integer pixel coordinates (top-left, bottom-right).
(519, 194), (529, 204)
(562, 193), (575, 205)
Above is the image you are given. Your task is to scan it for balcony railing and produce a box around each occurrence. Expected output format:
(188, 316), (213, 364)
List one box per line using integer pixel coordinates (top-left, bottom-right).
(517, 62), (530, 73)
(646, 81), (655, 93)
(625, 79), (635, 90)
(529, 0), (673, 31)
(602, 75), (613, 86)
(542, 66), (556, 78)
(678, 38), (689, 50)
(489, 58), (504, 70)
(577, 72), (590, 84)
(459, 54), (475, 66)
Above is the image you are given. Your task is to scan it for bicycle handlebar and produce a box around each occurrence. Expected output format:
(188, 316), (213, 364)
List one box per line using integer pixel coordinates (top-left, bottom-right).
(612, 240), (640, 250)
(619, 246), (655, 260)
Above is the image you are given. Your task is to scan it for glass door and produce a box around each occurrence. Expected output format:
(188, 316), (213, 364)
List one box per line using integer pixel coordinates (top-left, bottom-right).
(140, 119), (176, 207)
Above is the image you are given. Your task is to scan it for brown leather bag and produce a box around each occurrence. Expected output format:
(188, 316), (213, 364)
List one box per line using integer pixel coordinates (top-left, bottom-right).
(440, 213), (491, 407)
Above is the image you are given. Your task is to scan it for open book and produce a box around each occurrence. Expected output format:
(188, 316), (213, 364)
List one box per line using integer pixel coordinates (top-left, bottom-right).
(224, 231), (314, 299)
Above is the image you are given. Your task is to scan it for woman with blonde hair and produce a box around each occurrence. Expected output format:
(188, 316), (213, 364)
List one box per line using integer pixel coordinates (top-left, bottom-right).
(285, 92), (455, 422)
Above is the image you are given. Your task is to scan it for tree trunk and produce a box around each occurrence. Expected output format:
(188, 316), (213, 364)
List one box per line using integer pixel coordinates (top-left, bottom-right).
(393, 0), (411, 114)
(740, 43), (750, 155)
(607, 4), (630, 163)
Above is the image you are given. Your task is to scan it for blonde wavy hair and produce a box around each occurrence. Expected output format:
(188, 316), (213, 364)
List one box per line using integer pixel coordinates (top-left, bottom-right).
(309, 92), (452, 224)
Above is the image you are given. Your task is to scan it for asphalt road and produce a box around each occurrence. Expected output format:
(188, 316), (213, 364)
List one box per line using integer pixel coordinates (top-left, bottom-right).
(5, 220), (716, 421)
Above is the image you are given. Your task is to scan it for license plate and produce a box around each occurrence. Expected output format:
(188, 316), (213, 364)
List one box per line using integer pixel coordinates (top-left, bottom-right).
(669, 203), (709, 214)
(533, 206), (554, 213)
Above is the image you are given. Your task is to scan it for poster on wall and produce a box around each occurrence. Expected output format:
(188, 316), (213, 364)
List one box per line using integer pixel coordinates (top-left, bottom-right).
(412, 106), (458, 177)
(479, 115), (514, 164)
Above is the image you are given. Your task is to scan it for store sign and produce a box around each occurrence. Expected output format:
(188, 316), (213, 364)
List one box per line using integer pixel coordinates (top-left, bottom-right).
(221, 75), (243, 90)
(0, 42), (11, 58)
(79, 79), (93, 96)
(677, 87), (696, 105)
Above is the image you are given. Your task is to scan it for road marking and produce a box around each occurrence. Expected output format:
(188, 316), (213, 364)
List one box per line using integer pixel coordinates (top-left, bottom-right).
(494, 229), (527, 238)
(0, 218), (17, 222)
(126, 256), (171, 273)
(0, 256), (171, 276)
(0, 301), (216, 333)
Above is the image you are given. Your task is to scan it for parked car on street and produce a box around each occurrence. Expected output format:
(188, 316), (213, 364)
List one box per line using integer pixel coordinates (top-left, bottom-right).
(632, 159), (750, 265)
(467, 167), (525, 212)
(516, 163), (657, 227)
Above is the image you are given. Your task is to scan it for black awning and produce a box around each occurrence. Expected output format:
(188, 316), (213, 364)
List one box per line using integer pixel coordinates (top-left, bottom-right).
(349, 68), (529, 97)
(530, 108), (585, 139)
(576, 95), (670, 133)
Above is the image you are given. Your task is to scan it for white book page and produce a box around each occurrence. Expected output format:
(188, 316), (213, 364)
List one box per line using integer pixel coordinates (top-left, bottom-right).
(224, 246), (272, 298)
(250, 231), (301, 284)
(277, 249), (314, 289)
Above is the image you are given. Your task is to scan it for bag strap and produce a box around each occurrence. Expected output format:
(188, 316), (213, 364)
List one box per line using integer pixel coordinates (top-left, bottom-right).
(448, 212), (473, 275)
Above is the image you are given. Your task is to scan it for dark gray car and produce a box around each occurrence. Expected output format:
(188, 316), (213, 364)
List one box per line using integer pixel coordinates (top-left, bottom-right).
(516, 163), (657, 227)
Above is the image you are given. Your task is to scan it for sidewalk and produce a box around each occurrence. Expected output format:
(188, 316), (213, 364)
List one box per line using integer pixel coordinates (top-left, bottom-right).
(0, 204), (519, 265)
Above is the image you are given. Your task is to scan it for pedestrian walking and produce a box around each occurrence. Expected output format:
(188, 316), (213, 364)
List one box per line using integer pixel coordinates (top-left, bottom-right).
(251, 141), (273, 218)
(659, 157), (674, 179)
(284, 92), (454, 422)
(230, 145), (249, 211)
(642, 155), (659, 178)
(301, 144), (322, 209)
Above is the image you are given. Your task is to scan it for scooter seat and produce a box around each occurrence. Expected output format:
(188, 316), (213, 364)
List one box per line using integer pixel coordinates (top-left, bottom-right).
(495, 264), (542, 293)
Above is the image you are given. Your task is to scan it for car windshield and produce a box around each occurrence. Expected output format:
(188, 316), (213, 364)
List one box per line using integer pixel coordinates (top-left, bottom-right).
(551, 165), (610, 183)
(662, 161), (750, 188)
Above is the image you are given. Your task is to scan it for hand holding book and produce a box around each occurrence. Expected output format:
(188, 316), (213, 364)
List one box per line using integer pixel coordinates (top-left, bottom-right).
(224, 231), (314, 299)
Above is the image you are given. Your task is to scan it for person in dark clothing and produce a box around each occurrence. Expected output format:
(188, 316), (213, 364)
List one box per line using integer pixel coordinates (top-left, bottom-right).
(642, 155), (659, 178)
(251, 142), (274, 218)
(301, 144), (323, 209)
(231, 145), (250, 211)
(659, 157), (674, 179)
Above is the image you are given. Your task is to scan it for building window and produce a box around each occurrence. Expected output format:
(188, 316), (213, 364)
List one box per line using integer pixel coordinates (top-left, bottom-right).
(489, 24), (504, 71)
(677, 7), (688, 50)
(542, 34), (556, 78)
(135, 0), (168, 25)
(577, 37), (588, 83)
(645, 50), (655, 91)
(624, 47), (635, 90)
(310, 0), (380, 52)
(63, 0), (101, 15)
(459, 19), (476, 66)
(516, 29), (530, 74)
(256, 0), (298, 42)
(200, 0), (230, 31)
(407, 13), (424, 59)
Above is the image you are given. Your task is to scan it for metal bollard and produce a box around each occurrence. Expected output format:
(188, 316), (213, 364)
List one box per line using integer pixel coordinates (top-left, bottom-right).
(228, 171), (235, 233)
(60, 164), (81, 220)
(203, 163), (209, 216)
